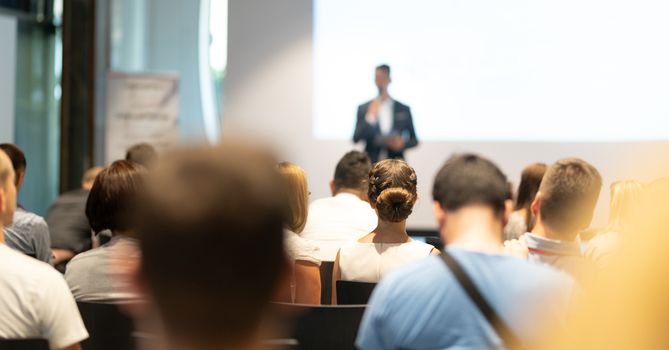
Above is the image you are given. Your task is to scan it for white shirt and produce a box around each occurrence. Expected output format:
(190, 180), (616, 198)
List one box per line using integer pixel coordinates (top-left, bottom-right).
(365, 98), (394, 135)
(338, 240), (434, 283)
(0, 244), (88, 349)
(300, 193), (378, 261)
(378, 97), (394, 135)
(284, 230), (321, 266)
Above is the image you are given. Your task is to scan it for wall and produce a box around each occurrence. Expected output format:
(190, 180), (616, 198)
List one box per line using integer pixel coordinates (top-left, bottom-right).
(224, 0), (669, 229)
(110, 0), (215, 144)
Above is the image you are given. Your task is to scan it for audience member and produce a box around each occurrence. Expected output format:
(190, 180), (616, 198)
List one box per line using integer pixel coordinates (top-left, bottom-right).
(357, 154), (574, 350)
(584, 180), (644, 268)
(0, 143), (52, 262)
(134, 143), (289, 350)
(277, 162), (322, 304)
(549, 177), (669, 350)
(504, 162), (546, 240)
(0, 150), (88, 349)
(125, 142), (158, 168)
(48, 166), (103, 269)
(332, 159), (436, 299)
(517, 158), (602, 281)
(64, 160), (145, 301)
(300, 151), (377, 261)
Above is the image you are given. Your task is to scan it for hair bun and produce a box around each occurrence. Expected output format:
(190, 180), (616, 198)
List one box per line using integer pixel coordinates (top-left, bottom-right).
(375, 187), (415, 222)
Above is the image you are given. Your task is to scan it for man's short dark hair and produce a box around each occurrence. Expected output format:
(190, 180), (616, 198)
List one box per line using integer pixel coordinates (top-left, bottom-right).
(538, 158), (602, 233)
(86, 160), (145, 234)
(432, 154), (508, 214)
(125, 143), (158, 168)
(333, 151), (372, 192)
(135, 143), (287, 346)
(376, 64), (391, 76)
(0, 143), (26, 173)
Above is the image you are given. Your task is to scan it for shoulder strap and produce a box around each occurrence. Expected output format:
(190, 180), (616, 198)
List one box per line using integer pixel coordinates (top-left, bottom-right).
(441, 250), (524, 350)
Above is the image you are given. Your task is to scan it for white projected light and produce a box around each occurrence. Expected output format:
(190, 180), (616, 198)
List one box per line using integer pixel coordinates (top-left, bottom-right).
(313, 0), (669, 142)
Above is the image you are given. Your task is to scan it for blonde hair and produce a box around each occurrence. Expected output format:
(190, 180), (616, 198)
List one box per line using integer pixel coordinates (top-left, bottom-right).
(607, 180), (645, 233)
(277, 162), (309, 233)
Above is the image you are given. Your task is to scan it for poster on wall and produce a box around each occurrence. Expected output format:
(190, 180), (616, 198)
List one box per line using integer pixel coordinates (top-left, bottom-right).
(105, 72), (179, 163)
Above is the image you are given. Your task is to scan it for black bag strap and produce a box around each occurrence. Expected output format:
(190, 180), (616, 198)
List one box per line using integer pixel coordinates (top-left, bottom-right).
(441, 250), (524, 350)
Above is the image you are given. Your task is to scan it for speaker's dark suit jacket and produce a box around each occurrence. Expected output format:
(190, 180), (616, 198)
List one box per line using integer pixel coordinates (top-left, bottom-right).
(353, 99), (418, 163)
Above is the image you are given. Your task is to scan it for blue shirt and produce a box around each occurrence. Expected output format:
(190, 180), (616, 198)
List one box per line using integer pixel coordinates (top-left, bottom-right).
(356, 248), (574, 350)
(5, 207), (52, 263)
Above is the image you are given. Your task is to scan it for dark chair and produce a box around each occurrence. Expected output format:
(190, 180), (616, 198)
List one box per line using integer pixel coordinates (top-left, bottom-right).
(77, 302), (136, 350)
(425, 236), (444, 251)
(272, 303), (366, 350)
(0, 339), (49, 350)
(319, 261), (335, 305)
(336, 281), (377, 305)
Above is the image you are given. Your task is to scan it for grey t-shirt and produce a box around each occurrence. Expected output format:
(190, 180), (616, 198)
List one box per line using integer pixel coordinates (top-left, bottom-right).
(5, 207), (52, 263)
(65, 237), (140, 302)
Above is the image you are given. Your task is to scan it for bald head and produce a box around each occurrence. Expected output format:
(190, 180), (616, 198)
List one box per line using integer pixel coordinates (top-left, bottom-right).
(0, 152), (16, 230)
(82, 166), (104, 190)
(0, 152), (11, 186)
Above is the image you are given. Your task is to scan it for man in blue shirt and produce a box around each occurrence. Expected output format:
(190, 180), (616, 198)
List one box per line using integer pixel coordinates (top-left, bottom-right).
(357, 154), (574, 350)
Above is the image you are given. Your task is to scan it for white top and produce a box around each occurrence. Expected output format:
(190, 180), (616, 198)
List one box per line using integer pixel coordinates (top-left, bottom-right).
(503, 210), (527, 240)
(0, 244), (88, 349)
(378, 97), (394, 134)
(300, 193), (378, 261)
(284, 230), (321, 266)
(338, 240), (434, 282)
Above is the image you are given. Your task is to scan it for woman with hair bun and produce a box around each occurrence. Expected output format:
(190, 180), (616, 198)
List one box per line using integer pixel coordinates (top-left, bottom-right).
(332, 159), (437, 302)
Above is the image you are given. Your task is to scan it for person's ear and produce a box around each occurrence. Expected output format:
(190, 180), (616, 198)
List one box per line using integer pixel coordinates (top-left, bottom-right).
(15, 170), (25, 191)
(432, 201), (446, 230)
(0, 188), (5, 218)
(329, 180), (336, 196)
(531, 193), (541, 216)
(503, 199), (514, 226)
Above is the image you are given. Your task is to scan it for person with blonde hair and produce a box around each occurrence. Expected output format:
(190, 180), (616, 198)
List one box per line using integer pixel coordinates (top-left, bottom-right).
(585, 180), (645, 267)
(277, 162), (322, 304)
(332, 159), (437, 301)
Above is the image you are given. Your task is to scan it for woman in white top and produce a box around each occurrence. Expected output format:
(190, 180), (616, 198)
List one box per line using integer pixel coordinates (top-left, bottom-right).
(504, 163), (547, 240)
(332, 159), (437, 303)
(277, 162), (322, 304)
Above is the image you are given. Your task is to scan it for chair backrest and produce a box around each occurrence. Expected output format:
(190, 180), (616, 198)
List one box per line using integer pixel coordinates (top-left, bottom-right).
(319, 261), (335, 305)
(336, 281), (377, 305)
(77, 302), (136, 350)
(273, 303), (366, 350)
(0, 339), (49, 350)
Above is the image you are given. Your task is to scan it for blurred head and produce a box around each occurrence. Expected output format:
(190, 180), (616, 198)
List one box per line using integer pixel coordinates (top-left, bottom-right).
(86, 160), (145, 236)
(0, 152), (16, 228)
(432, 154), (508, 233)
(607, 180), (645, 233)
(125, 143), (158, 168)
(533, 158), (602, 235)
(136, 143), (286, 348)
(0, 143), (26, 191)
(81, 166), (104, 191)
(515, 162), (547, 229)
(331, 151), (372, 196)
(368, 159), (417, 223)
(374, 64), (391, 94)
(277, 162), (309, 233)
